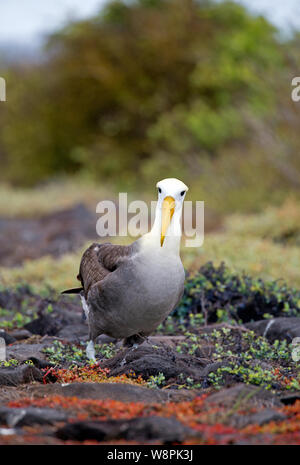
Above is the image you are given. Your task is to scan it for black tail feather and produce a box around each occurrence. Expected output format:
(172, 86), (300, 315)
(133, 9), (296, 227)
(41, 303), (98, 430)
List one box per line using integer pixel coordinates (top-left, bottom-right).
(61, 287), (83, 295)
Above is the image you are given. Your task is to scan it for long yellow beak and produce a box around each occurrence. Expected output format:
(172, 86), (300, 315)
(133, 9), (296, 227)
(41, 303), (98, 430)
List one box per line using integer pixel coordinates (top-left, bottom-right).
(161, 196), (175, 246)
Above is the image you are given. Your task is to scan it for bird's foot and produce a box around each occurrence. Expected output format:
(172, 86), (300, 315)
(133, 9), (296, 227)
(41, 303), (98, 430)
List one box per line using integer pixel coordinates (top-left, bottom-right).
(120, 357), (127, 367)
(86, 340), (96, 363)
(123, 333), (146, 348)
(120, 342), (139, 367)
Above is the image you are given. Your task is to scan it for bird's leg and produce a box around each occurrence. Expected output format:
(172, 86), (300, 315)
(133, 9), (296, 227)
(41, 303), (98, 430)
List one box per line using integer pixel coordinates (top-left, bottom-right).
(86, 339), (96, 362)
(120, 333), (147, 367)
(123, 333), (147, 349)
(80, 294), (89, 321)
(81, 294), (96, 362)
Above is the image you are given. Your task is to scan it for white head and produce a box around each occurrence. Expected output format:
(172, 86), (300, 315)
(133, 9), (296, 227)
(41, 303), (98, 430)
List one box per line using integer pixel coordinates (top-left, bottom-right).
(155, 178), (188, 247)
(156, 178), (188, 207)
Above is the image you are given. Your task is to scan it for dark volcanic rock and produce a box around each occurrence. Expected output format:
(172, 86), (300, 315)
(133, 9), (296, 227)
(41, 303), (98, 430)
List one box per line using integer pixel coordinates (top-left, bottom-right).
(200, 361), (230, 377)
(101, 344), (206, 382)
(0, 365), (43, 386)
(22, 299), (87, 341)
(0, 287), (86, 344)
(205, 384), (282, 408)
(0, 330), (16, 345)
(9, 329), (32, 341)
(144, 336), (186, 349)
(6, 340), (53, 362)
(26, 357), (55, 370)
(231, 408), (287, 428)
(0, 285), (34, 310)
(0, 204), (97, 267)
(56, 416), (195, 443)
(56, 323), (88, 342)
(26, 382), (198, 403)
(246, 317), (300, 342)
(24, 314), (63, 336)
(279, 392), (300, 405)
(0, 406), (67, 427)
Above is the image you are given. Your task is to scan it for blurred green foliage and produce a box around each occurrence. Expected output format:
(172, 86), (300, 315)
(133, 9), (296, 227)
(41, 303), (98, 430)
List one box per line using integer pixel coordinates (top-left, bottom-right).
(1, 0), (300, 212)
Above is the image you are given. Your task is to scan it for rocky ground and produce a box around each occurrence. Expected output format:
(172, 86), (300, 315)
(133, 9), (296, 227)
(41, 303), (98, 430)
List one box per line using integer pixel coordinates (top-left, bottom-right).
(0, 204), (97, 267)
(0, 205), (299, 445)
(0, 282), (299, 445)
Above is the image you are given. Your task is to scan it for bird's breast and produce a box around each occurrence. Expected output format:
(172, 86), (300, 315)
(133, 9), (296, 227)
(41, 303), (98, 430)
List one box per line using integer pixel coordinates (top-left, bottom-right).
(131, 250), (184, 309)
(88, 249), (185, 338)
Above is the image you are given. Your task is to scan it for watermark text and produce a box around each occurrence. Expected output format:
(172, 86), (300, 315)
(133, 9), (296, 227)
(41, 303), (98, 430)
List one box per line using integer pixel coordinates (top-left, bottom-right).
(0, 77), (6, 102)
(96, 194), (204, 247)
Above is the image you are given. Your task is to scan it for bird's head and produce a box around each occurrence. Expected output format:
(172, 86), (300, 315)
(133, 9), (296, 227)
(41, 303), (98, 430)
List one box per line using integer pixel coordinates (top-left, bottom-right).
(156, 178), (188, 246)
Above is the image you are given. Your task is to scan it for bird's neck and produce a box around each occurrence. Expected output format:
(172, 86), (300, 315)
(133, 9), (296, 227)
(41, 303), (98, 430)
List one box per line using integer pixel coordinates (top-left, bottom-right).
(141, 206), (182, 255)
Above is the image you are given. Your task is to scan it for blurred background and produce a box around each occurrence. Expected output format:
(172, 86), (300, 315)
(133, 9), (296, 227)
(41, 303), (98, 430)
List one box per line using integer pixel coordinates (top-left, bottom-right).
(2, 0), (300, 290)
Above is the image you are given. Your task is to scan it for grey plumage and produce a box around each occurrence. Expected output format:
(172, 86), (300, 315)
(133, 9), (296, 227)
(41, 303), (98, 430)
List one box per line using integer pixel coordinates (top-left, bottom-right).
(62, 178), (188, 360)
(75, 240), (184, 345)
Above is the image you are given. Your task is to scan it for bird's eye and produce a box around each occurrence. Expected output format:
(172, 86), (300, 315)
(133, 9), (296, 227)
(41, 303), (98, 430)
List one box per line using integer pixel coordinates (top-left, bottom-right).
(180, 191), (185, 196)
(158, 187), (162, 194)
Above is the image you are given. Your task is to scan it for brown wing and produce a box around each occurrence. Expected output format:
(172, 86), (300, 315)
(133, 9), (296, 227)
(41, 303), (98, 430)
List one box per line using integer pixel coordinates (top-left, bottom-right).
(77, 242), (133, 298)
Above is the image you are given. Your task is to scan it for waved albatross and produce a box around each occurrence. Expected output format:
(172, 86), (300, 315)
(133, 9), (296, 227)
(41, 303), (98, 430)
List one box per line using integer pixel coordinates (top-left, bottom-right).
(62, 178), (188, 361)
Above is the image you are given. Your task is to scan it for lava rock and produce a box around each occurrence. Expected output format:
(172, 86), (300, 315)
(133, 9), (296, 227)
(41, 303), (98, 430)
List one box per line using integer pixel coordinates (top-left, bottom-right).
(26, 382), (198, 403)
(201, 361), (230, 377)
(246, 317), (300, 342)
(231, 408), (287, 428)
(101, 344), (206, 383)
(6, 341), (52, 362)
(56, 323), (88, 342)
(0, 330), (16, 345)
(279, 392), (300, 405)
(9, 329), (32, 341)
(0, 365), (43, 386)
(26, 357), (55, 370)
(205, 384), (282, 408)
(24, 314), (62, 336)
(56, 416), (195, 443)
(0, 406), (67, 427)
(0, 204), (97, 267)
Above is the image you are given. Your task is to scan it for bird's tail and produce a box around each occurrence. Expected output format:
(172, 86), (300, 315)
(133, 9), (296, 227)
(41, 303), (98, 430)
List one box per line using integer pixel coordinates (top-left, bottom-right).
(61, 287), (83, 295)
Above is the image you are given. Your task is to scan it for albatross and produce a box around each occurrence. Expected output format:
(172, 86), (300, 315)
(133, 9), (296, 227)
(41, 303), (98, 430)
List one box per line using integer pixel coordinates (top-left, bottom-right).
(62, 178), (188, 361)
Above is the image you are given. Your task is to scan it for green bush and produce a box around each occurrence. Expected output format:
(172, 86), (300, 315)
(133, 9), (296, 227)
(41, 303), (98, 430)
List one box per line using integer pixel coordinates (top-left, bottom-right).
(0, 0), (288, 194)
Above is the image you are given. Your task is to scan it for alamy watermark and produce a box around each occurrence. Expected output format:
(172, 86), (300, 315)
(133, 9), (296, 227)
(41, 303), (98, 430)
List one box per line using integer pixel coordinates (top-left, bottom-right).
(0, 337), (6, 361)
(0, 77), (6, 102)
(291, 77), (300, 102)
(96, 194), (204, 247)
(292, 337), (300, 362)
